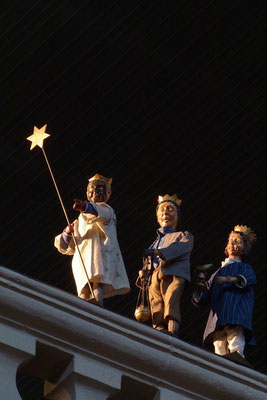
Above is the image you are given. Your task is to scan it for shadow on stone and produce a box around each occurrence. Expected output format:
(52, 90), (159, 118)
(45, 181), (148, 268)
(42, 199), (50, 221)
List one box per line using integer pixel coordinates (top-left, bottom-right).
(108, 375), (159, 400)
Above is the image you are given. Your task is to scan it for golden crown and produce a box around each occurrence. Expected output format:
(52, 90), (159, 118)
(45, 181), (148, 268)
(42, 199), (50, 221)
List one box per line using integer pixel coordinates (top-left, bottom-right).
(88, 174), (113, 185)
(158, 194), (182, 206)
(234, 225), (257, 243)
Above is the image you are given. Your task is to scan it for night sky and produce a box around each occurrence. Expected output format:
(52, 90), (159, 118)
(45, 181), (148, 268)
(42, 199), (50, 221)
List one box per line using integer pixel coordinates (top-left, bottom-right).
(0, 1), (266, 397)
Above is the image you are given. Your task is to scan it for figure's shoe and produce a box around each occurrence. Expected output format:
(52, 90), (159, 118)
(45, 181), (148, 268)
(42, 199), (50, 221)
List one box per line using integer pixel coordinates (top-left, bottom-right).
(169, 331), (179, 339)
(79, 294), (103, 307)
(167, 319), (179, 338)
(79, 293), (90, 301)
(87, 297), (104, 307)
(154, 326), (179, 338)
(222, 352), (253, 368)
(155, 322), (166, 331)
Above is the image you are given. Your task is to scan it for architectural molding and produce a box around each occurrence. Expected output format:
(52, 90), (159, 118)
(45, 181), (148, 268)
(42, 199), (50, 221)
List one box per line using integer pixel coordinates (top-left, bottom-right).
(0, 266), (266, 399)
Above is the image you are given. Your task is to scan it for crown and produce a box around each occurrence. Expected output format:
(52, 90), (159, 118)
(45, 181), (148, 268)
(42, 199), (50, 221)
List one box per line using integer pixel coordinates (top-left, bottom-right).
(234, 225), (257, 243)
(88, 174), (113, 185)
(158, 194), (182, 206)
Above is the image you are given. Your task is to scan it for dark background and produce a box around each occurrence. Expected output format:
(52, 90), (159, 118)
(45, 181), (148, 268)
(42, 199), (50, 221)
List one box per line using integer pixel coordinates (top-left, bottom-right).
(0, 1), (266, 398)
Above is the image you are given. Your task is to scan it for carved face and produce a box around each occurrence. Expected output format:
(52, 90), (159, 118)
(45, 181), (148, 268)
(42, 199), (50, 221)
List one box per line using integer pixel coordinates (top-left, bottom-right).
(157, 202), (178, 228)
(226, 232), (245, 258)
(87, 180), (110, 203)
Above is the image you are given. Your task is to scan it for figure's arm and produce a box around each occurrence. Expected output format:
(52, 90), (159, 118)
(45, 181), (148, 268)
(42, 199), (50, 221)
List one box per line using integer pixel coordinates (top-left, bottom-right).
(73, 198), (112, 224)
(216, 275), (245, 286)
(143, 249), (161, 257)
(159, 231), (194, 264)
(60, 224), (74, 250)
(191, 270), (218, 307)
(238, 263), (257, 286)
(216, 264), (256, 288)
(191, 287), (210, 307)
(143, 232), (193, 262)
(54, 223), (76, 255)
(73, 199), (97, 215)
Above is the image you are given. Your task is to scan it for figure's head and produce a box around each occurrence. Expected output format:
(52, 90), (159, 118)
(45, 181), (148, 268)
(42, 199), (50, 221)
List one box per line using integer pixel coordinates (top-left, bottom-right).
(225, 225), (256, 259)
(156, 194), (182, 229)
(86, 174), (112, 203)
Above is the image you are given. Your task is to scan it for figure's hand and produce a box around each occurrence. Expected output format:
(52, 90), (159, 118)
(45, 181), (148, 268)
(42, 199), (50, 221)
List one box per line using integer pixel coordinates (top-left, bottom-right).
(73, 199), (86, 212)
(143, 249), (155, 257)
(64, 224), (74, 235)
(216, 276), (234, 284)
(197, 272), (207, 280)
(216, 276), (240, 285)
(143, 249), (161, 257)
(193, 271), (208, 292)
(216, 276), (228, 284)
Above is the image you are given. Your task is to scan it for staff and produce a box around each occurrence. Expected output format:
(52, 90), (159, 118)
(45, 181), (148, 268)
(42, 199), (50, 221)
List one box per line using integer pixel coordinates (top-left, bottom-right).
(27, 124), (94, 298)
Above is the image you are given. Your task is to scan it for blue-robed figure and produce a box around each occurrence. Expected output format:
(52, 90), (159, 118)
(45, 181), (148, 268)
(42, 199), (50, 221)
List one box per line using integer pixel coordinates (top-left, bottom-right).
(192, 225), (257, 359)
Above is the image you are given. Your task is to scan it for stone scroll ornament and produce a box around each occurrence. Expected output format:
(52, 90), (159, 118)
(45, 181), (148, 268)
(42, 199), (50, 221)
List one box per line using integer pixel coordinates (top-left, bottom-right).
(27, 124), (94, 298)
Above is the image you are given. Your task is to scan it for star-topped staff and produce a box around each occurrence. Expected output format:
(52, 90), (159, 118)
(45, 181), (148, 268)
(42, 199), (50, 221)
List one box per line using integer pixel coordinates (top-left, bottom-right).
(27, 124), (94, 298)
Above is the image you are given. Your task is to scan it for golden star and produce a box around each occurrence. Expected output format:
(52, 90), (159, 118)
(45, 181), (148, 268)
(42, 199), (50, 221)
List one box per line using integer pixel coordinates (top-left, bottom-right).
(27, 124), (50, 150)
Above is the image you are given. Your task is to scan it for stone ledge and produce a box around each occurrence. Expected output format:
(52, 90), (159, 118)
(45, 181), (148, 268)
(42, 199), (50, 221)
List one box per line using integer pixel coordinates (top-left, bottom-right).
(0, 266), (266, 400)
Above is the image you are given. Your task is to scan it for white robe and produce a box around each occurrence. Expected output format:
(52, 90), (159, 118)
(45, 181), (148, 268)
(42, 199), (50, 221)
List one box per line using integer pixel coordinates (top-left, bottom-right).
(54, 203), (130, 298)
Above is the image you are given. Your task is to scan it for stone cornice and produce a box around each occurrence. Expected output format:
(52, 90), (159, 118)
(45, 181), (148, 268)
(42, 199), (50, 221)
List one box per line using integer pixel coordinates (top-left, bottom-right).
(0, 266), (266, 400)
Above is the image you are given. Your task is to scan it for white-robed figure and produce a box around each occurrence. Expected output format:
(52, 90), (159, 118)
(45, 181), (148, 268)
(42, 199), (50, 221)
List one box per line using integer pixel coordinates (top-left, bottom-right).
(54, 174), (130, 306)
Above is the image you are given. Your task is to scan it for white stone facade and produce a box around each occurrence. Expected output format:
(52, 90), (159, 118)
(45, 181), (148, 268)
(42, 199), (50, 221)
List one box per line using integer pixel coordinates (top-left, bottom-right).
(0, 266), (266, 400)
